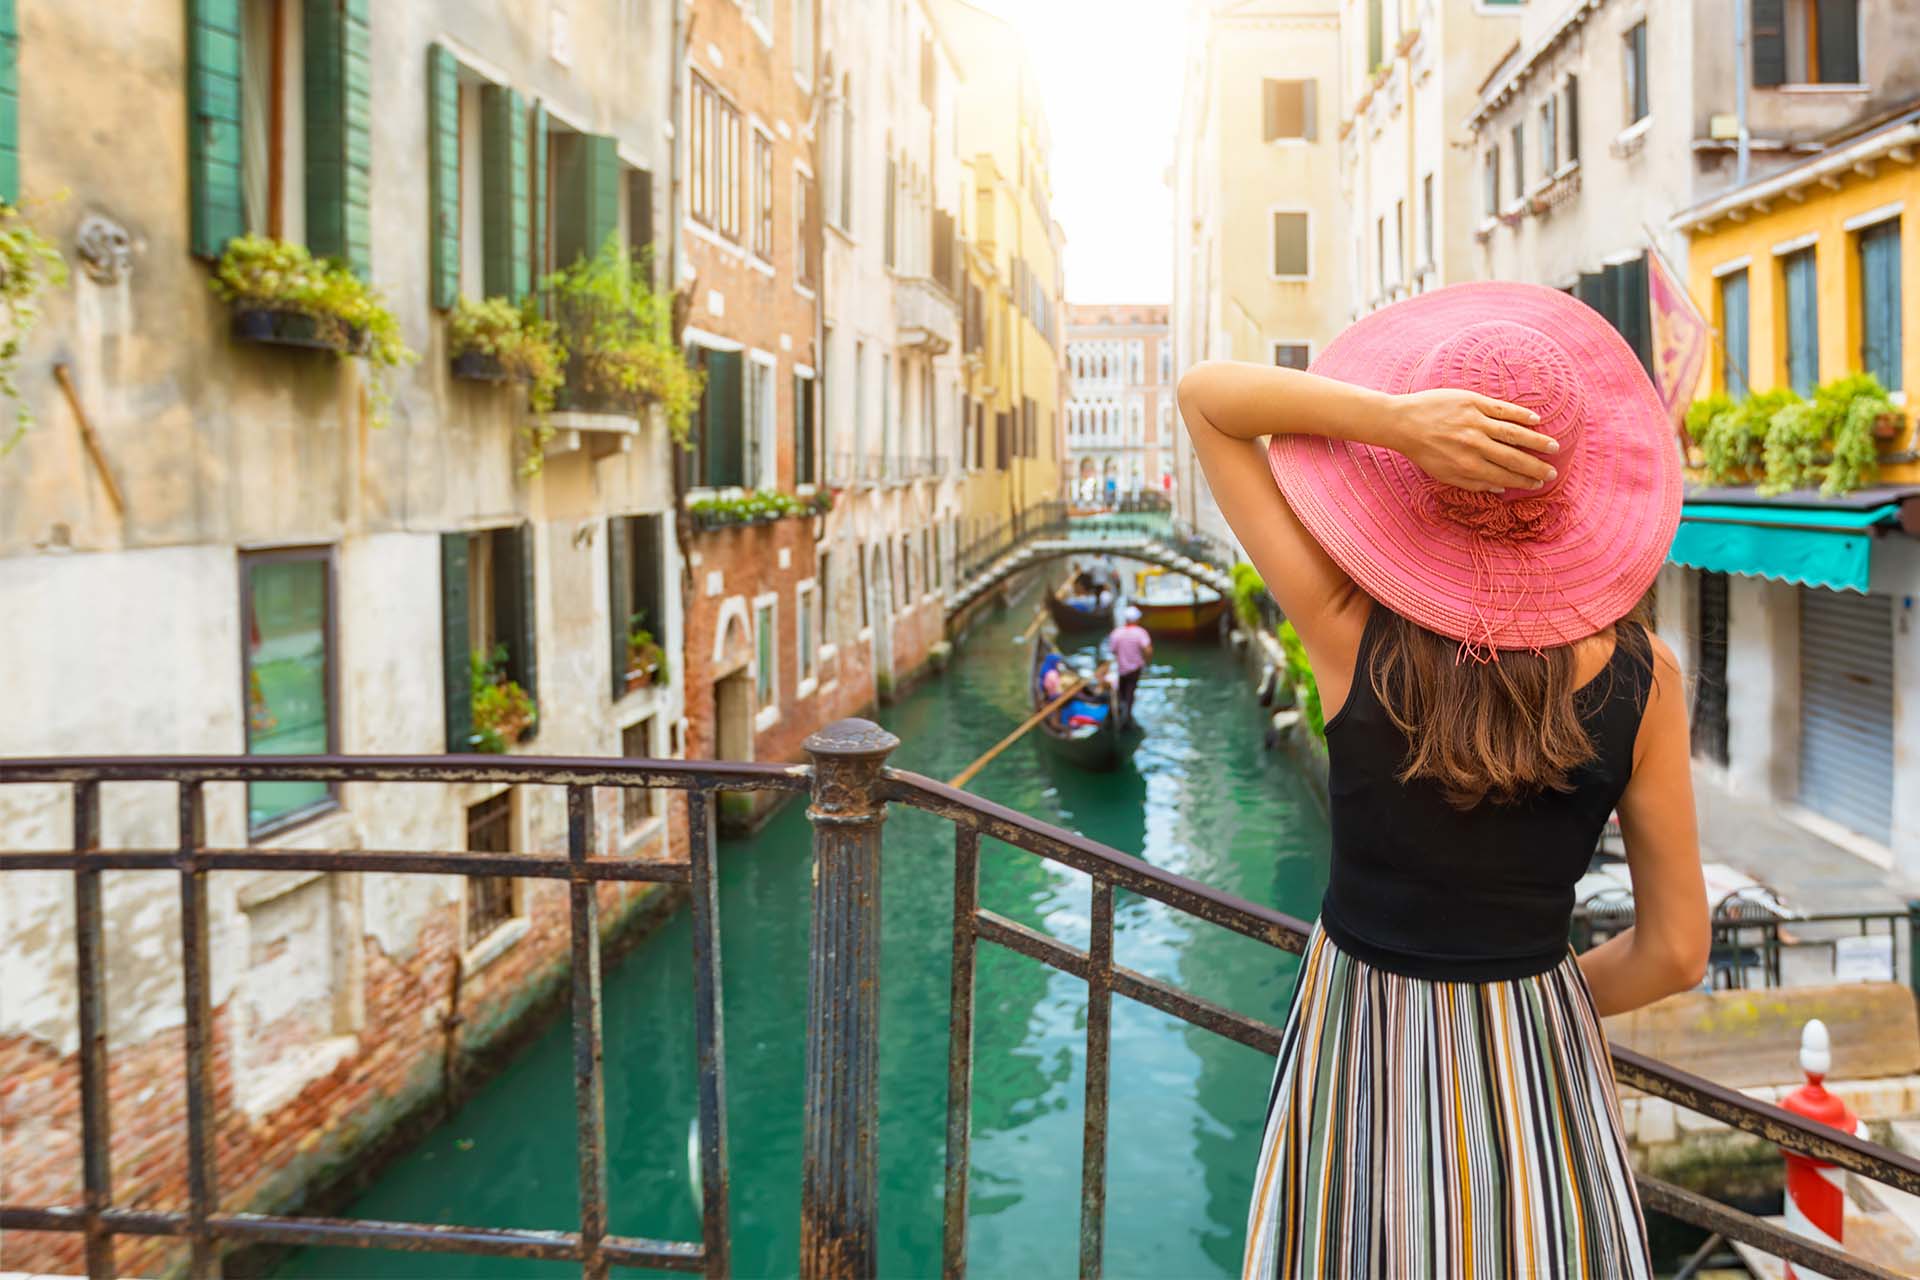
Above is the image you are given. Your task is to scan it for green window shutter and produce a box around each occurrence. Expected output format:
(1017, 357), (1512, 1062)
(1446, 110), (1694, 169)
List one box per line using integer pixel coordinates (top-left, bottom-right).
(555, 132), (620, 269)
(704, 348), (744, 488)
(1752, 0), (1787, 87)
(0, 0), (19, 204)
(481, 85), (531, 300)
(427, 44), (460, 310)
(609, 516), (633, 700)
(492, 523), (539, 738)
(188, 0), (246, 257)
(441, 533), (473, 752)
(627, 167), (654, 282)
(529, 100), (548, 284)
(1816, 0), (1859, 83)
(305, 0), (373, 279)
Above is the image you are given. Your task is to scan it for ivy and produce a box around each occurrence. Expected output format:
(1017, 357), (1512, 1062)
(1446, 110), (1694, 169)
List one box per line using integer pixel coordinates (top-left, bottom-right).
(0, 202), (66, 455)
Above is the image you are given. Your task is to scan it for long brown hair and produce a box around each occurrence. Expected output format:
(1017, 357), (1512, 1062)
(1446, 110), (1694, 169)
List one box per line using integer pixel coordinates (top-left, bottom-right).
(1367, 602), (1652, 810)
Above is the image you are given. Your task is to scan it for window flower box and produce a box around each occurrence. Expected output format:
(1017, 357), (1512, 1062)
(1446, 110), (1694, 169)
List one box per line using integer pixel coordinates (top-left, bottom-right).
(451, 349), (514, 383)
(231, 305), (368, 355)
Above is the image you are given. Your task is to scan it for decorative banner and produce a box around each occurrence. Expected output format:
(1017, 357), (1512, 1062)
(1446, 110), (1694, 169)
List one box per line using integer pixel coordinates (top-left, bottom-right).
(1647, 243), (1711, 438)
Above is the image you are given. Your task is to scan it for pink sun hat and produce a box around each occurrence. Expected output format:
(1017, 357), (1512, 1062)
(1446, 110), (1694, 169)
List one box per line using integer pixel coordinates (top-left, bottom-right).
(1268, 281), (1682, 656)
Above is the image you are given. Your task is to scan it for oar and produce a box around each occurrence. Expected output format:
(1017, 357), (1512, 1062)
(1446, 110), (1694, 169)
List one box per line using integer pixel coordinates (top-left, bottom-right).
(1018, 607), (1049, 644)
(949, 680), (1085, 789)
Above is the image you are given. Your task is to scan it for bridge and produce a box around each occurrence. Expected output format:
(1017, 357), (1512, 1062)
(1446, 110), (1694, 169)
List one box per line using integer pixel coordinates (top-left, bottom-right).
(5, 739), (1917, 1280)
(948, 515), (1238, 625)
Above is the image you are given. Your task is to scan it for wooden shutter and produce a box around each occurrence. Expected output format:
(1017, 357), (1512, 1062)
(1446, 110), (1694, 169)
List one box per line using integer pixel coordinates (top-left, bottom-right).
(494, 523), (539, 736)
(704, 348), (745, 488)
(481, 86), (531, 300)
(1860, 222), (1902, 391)
(188, 0), (246, 257)
(1752, 0), (1787, 87)
(305, 0), (373, 279)
(555, 133), (620, 269)
(1786, 250), (1820, 395)
(427, 44), (460, 309)
(529, 101), (549, 283)
(1565, 75), (1580, 163)
(1721, 269), (1751, 397)
(628, 167), (654, 282)
(608, 515), (632, 700)
(0, 0), (18, 204)
(440, 533), (473, 752)
(1817, 0), (1859, 83)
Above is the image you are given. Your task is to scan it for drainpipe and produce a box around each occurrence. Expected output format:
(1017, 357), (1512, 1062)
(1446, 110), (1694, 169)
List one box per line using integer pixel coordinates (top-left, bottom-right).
(1735, 0), (1752, 186)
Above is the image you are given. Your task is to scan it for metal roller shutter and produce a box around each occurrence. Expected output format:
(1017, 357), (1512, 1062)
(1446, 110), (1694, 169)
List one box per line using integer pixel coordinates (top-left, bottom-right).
(1798, 589), (1894, 845)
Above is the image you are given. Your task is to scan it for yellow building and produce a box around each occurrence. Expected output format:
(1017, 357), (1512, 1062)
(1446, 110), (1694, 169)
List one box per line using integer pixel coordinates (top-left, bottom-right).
(936, 0), (1067, 547)
(1662, 105), (1920, 868)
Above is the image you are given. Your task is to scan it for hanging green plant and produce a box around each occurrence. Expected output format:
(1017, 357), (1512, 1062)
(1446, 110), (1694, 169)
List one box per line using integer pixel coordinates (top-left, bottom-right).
(0, 202), (68, 455)
(210, 235), (417, 425)
(1276, 620), (1325, 742)
(1230, 562), (1267, 629)
(544, 237), (703, 444)
(471, 644), (536, 753)
(1805, 372), (1893, 497)
(1690, 375), (1897, 497)
(447, 295), (568, 478)
(1693, 388), (1795, 486)
(689, 488), (822, 530)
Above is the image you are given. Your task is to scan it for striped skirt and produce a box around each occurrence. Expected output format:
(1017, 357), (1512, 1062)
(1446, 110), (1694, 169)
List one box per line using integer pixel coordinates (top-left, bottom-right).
(1243, 923), (1651, 1279)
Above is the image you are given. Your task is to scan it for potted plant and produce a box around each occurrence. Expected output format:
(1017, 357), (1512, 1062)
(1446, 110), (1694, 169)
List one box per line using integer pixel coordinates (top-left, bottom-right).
(448, 296), (565, 411)
(471, 644), (536, 753)
(0, 201), (67, 455)
(624, 613), (669, 693)
(545, 237), (703, 439)
(210, 235), (416, 424)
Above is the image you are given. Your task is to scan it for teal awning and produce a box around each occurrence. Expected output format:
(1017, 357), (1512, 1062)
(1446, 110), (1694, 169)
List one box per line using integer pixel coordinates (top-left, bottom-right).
(1668, 502), (1901, 593)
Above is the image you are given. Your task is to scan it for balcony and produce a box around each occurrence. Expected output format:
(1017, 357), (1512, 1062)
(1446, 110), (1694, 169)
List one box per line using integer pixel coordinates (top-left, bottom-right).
(895, 276), (959, 355)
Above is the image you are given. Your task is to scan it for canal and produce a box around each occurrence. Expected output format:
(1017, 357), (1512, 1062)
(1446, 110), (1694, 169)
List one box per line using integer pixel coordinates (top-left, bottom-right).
(277, 595), (1330, 1279)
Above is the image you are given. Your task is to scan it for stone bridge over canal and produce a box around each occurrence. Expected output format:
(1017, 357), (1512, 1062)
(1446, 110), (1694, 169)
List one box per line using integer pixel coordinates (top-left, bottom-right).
(946, 535), (1237, 624)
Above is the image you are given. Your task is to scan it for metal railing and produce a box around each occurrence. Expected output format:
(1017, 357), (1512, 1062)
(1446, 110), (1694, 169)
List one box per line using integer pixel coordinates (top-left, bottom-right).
(955, 501), (1069, 582)
(5, 733), (1920, 1280)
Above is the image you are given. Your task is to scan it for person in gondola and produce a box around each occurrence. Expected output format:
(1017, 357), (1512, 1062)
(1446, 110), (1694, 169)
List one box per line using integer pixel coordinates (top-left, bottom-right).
(1040, 652), (1109, 729)
(1179, 283), (1708, 1279)
(1107, 606), (1152, 731)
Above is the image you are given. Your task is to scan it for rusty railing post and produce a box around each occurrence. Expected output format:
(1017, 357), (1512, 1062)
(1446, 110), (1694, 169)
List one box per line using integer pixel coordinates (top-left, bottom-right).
(800, 719), (901, 1280)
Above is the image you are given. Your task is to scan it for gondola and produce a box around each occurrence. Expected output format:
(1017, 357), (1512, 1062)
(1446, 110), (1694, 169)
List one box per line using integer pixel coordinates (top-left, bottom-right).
(1046, 580), (1114, 634)
(1131, 567), (1228, 640)
(1030, 634), (1136, 771)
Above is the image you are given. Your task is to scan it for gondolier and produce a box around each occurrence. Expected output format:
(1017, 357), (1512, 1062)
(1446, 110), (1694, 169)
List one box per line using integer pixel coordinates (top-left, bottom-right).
(1108, 607), (1152, 731)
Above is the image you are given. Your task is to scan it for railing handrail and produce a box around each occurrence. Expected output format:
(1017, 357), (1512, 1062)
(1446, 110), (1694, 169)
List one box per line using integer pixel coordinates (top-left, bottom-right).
(4, 746), (1918, 1280)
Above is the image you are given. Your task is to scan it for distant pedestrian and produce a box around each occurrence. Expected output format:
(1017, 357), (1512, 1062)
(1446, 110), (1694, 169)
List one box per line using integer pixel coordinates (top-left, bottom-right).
(1107, 606), (1152, 730)
(1180, 283), (1707, 1279)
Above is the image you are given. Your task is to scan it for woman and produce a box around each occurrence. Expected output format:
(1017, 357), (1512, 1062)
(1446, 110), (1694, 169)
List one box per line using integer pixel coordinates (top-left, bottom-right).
(1178, 284), (1709, 1279)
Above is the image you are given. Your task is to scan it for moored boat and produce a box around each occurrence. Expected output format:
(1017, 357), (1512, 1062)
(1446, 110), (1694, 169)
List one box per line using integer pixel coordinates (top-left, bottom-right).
(1046, 581), (1113, 634)
(1130, 568), (1227, 640)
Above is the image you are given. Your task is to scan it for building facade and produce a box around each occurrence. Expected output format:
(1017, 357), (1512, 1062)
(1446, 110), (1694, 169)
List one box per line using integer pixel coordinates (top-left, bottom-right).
(1, 3), (684, 1274)
(936, 0), (1069, 553)
(1339, 0), (1525, 317)
(1170, 0), (1349, 549)
(1065, 303), (1172, 504)
(1665, 103), (1920, 876)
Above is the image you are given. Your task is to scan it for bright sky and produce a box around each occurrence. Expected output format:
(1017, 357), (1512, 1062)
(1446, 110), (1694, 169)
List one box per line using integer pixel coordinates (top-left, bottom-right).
(970, 0), (1184, 306)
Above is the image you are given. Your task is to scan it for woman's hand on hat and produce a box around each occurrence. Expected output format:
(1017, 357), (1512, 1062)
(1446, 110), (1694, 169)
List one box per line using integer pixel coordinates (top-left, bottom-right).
(1386, 389), (1559, 493)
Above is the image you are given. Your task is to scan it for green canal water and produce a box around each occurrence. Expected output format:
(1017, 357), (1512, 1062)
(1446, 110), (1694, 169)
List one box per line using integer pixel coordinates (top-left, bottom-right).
(277, 604), (1330, 1279)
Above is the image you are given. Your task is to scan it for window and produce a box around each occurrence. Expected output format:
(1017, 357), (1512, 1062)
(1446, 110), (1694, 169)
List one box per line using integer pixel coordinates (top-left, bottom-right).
(1393, 198), (1406, 285)
(837, 77), (856, 234)
(447, 526), (538, 749)
(1420, 173), (1434, 268)
(1565, 76), (1581, 163)
(690, 344), (747, 488)
(1718, 268), (1751, 398)
(755, 601), (776, 707)
(932, 525), (943, 589)
(858, 549), (871, 630)
(465, 791), (517, 943)
(1271, 210), (1309, 278)
(881, 352), (893, 460)
(795, 369), (818, 487)
(795, 168), (817, 287)
(900, 535), (914, 603)
(610, 514), (667, 700)
(747, 0), (773, 36)
(793, 0), (816, 84)
(1510, 124), (1525, 198)
(746, 353), (777, 488)
(1540, 96), (1558, 175)
(1261, 79), (1318, 141)
(621, 719), (659, 830)
(1858, 218), (1902, 392)
(1374, 215), (1385, 291)
(1781, 245), (1820, 397)
(1483, 145), (1500, 218)
(1160, 344), (1172, 382)
(240, 0), (306, 241)
(797, 583), (817, 682)
(752, 130), (775, 259)
(853, 340), (867, 455)
(1755, 0), (1859, 86)
(1366, 0), (1384, 69)
(819, 551), (835, 644)
(1272, 342), (1310, 369)
(1623, 21), (1649, 125)
(242, 550), (335, 833)
(690, 74), (741, 239)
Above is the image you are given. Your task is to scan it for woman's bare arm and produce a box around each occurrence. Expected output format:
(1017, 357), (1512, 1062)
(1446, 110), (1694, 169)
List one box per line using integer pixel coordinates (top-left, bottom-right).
(1576, 636), (1711, 1016)
(1175, 360), (1554, 711)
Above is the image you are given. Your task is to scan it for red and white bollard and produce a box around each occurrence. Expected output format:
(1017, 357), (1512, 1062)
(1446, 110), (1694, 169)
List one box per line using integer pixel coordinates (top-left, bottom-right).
(1779, 1019), (1862, 1280)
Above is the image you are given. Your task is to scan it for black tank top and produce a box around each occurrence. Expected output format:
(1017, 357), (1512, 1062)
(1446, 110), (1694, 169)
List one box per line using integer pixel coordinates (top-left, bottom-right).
(1319, 606), (1653, 981)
